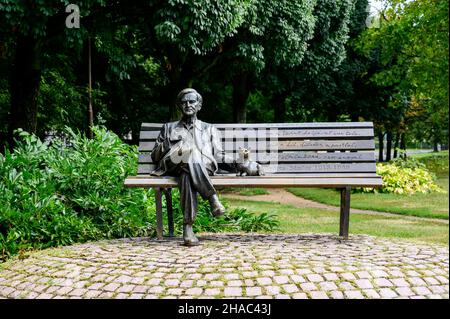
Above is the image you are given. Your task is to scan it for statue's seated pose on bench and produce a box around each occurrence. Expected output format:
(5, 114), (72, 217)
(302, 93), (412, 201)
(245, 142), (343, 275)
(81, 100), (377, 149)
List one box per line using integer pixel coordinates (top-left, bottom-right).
(151, 88), (259, 246)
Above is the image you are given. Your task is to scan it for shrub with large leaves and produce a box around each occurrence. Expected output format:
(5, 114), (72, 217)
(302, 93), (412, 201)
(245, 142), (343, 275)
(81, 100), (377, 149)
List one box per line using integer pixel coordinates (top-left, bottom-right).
(0, 127), (154, 261)
(355, 156), (445, 195)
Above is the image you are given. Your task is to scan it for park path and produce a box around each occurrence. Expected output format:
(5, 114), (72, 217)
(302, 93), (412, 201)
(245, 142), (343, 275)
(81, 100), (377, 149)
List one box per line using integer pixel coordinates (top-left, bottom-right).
(222, 189), (449, 224)
(0, 234), (448, 299)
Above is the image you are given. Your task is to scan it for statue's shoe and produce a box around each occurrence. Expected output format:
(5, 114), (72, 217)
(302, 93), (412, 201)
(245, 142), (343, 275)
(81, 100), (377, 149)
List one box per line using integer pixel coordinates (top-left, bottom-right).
(183, 224), (200, 246)
(209, 194), (226, 217)
(183, 238), (200, 246)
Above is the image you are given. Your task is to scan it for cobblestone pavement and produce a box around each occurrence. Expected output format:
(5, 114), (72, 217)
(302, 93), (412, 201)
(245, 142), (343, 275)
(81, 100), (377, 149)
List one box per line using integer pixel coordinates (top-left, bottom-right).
(0, 233), (448, 299)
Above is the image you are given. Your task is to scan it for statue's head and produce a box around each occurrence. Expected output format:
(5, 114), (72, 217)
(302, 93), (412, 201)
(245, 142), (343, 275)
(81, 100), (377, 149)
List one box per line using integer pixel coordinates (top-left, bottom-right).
(176, 88), (203, 117)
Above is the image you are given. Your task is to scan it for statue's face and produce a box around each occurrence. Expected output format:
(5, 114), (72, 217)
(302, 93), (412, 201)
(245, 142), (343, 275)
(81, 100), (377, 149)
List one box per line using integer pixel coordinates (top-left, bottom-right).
(179, 92), (201, 116)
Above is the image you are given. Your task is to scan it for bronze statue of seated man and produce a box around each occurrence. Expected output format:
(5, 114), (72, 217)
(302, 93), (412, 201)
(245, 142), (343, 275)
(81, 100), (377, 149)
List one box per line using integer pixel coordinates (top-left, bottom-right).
(151, 88), (259, 246)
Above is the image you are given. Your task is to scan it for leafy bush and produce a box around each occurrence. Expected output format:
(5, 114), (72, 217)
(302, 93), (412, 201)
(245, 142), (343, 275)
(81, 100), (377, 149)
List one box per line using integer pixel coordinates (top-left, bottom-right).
(355, 156), (446, 195)
(414, 152), (449, 177)
(0, 127), (154, 261)
(169, 190), (279, 234)
(0, 126), (279, 261)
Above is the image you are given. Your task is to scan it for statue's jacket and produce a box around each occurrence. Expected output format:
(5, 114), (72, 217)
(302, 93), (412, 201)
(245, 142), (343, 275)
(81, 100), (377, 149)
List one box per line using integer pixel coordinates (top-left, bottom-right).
(150, 119), (229, 176)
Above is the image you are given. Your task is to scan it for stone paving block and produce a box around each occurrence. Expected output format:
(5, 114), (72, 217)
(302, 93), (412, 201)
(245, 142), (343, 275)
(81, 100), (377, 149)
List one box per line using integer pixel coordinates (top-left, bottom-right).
(246, 287), (262, 296)
(423, 277), (440, 285)
(296, 269), (312, 275)
(409, 277), (427, 286)
(274, 294), (291, 299)
(362, 289), (381, 299)
(355, 279), (373, 290)
(435, 276), (449, 284)
(166, 288), (183, 296)
(244, 279), (255, 286)
(412, 286), (431, 295)
(355, 271), (372, 279)
(280, 269), (295, 275)
(329, 291), (344, 299)
(282, 284), (299, 294)
(146, 278), (161, 285)
(379, 288), (398, 298)
(374, 278), (393, 287)
(306, 274), (324, 283)
(344, 290), (364, 299)
(204, 274), (221, 280)
(391, 278), (410, 287)
(103, 283), (120, 292)
(185, 288), (203, 296)
(209, 281), (224, 287)
(85, 290), (102, 298)
(316, 282), (336, 291)
(164, 279), (180, 287)
(148, 286), (164, 294)
(428, 285), (446, 294)
(256, 277), (272, 286)
(69, 288), (86, 297)
(204, 288), (221, 296)
(264, 286), (281, 295)
(273, 276), (289, 284)
(224, 287), (242, 297)
(228, 280), (243, 287)
(341, 273), (357, 281)
(180, 280), (194, 288)
(300, 282), (317, 292)
(132, 285), (148, 294)
(323, 273), (339, 281)
(395, 287), (414, 297)
(339, 282), (355, 290)
(224, 274), (240, 280)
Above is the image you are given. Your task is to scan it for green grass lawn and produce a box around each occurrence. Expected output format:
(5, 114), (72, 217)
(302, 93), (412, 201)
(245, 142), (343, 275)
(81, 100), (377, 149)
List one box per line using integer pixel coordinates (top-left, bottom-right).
(222, 188), (270, 196)
(287, 151), (449, 219)
(226, 199), (449, 245)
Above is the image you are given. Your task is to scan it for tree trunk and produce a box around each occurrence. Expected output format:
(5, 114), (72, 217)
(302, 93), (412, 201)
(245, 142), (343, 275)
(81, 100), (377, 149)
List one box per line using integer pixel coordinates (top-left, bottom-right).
(385, 131), (393, 162)
(272, 92), (286, 122)
(378, 131), (384, 162)
(232, 73), (249, 123)
(433, 138), (439, 152)
(393, 132), (400, 158)
(400, 132), (407, 158)
(8, 35), (41, 147)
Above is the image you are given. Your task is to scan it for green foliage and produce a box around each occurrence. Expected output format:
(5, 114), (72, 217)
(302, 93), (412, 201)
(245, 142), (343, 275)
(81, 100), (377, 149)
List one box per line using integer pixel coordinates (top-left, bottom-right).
(168, 188), (278, 234)
(414, 152), (449, 177)
(356, 157), (446, 195)
(0, 126), (154, 261)
(357, 0), (449, 146)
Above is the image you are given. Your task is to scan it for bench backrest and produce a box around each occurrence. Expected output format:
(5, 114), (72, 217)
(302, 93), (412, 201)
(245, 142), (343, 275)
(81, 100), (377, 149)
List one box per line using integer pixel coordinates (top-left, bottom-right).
(137, 122), (377, 176)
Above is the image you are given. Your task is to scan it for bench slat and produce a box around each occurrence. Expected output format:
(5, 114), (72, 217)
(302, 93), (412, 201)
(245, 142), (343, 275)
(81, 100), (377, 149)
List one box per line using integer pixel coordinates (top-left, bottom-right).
(139, 139), (375, 152)
(141, 122), (374, 130)
(140, 128), (375, 140)
(137, 162), (376, 175)
(124, 176), (382, 188)
(138, 152), (375, 164)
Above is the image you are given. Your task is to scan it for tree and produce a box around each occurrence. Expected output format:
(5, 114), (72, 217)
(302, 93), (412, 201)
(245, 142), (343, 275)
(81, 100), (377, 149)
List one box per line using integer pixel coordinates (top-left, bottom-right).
(358, 0), (449, 152)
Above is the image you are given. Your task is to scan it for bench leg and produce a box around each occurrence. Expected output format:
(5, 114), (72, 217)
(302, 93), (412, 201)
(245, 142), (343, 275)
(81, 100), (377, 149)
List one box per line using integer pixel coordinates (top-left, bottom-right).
(155, 188), (163, 239)
(339, 187), (351, 239)
(163, 188), (174, 237)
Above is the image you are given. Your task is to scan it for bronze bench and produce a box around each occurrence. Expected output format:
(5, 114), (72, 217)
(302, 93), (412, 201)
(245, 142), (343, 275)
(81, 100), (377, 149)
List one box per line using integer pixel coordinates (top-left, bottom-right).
(124, 122), (382, 239)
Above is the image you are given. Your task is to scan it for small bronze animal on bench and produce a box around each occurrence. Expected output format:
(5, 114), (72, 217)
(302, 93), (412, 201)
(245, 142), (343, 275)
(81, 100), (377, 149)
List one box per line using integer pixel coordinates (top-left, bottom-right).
(236, 147), (265, 176)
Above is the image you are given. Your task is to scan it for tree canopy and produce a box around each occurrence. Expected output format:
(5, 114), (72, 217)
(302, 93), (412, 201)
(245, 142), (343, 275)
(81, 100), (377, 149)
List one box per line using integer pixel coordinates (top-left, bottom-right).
(0, 0), (448, 155)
